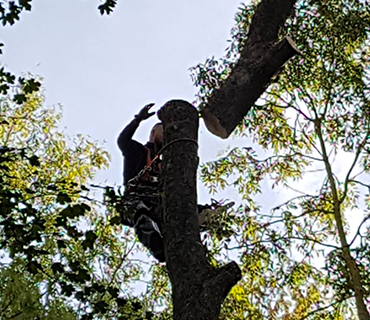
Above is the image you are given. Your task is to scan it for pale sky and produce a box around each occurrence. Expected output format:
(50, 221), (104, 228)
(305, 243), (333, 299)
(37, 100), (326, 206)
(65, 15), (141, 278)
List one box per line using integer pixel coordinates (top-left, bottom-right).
(1, 0), (254, 203)
(1, 0), (365, 239)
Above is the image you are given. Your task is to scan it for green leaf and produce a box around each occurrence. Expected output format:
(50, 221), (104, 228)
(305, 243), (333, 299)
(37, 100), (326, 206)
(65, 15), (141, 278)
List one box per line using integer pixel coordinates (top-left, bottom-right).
(26, 261), (41, 274)
(56, 193), (72, 204)
(97, 0), (117, 15)
(28, 155), (40, 166)
(94, 301), (108, 314)
(116, 297), (128, 307)
(60, 282), (75, 296)
(51, 262), (64, 274)
(13, 93), (27, 104)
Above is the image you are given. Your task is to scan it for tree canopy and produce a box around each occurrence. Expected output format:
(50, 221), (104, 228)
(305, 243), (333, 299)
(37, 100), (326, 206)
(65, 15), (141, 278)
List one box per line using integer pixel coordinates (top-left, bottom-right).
(1, 0), (370, 319)
(191, 0), (370, 318)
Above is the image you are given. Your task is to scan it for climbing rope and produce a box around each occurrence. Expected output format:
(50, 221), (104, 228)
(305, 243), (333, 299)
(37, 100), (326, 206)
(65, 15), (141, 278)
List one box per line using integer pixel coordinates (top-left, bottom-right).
(127, 138), (198, 188)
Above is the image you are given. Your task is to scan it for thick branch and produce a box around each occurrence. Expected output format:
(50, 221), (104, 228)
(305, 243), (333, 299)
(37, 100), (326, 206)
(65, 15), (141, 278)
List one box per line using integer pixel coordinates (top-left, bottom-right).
(247, 0), (297, 44)
(202, 0), (299, 138)
(158, 100), (241, 320)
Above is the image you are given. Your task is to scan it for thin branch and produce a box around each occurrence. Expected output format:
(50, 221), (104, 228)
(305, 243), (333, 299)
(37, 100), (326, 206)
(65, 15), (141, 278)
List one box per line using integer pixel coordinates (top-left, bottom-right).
(271, 191), (331, 213)
(304, 88), (319, 119)
(269, 91), (314, 121)
(349, 216), (370, 247)
(301, 126), (322, 155)
(230, 235), (339, 249)
(350, 179), (370, 190)
(351, 170), (366, 181)
(289, 236), (339, 248)
(292, 152), (324, 162)
(1, 299), (13, 313)
(321, 45), (337, 117)
(341, 130), (370, 203)
(304, 168), (326, 173)
(299, 297), (350, 320)
(109, 242), (136, 286)
(8, 311), (23, 319)
(264, 209), (334, 229)
(284, 183), (311, 196)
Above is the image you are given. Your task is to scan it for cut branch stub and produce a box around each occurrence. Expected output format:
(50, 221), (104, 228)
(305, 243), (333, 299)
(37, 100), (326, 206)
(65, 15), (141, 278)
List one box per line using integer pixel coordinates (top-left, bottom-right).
(202, 0), (300, 139)
(157, 100), (202, 266)
(158, 100), (241, 320)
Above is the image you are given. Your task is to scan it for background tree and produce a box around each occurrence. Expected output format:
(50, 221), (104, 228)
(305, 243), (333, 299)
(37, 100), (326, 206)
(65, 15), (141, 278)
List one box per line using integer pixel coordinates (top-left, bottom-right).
(0, 83), (160, 319)
(191, 0), (370, 318)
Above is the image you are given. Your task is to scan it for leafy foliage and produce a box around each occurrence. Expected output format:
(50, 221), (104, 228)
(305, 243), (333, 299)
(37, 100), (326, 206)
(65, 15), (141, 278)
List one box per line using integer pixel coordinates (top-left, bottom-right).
(0, 266), (78, 320)
(191, 0), (370, 318)
(0, 82), (162, 319)
(0, 0), (32, 26)
(2, 0), (370, 318)
(98, 0), (117, 15)
(0, 0), (118, 27)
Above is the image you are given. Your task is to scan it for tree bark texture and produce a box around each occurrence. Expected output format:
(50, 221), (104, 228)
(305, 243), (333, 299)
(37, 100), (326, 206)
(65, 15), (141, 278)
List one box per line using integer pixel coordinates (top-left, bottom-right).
(201, 0), (299, 138)
(158, 100), (242, 320)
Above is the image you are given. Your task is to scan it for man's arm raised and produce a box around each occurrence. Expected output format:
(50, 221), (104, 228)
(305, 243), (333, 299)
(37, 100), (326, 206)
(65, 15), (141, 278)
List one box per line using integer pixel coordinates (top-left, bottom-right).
(117, 103), (155, 152)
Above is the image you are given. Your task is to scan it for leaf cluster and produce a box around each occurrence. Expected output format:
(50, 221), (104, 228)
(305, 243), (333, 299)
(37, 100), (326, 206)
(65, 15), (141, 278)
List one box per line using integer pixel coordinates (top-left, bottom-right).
(0, 81), (164, 319)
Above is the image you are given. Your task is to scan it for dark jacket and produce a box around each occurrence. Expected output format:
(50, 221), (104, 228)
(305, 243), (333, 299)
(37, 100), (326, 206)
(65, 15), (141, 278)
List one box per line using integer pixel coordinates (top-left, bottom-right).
(117, 117), (165, 262)
(117, 117), (149, 185)
(117, 117), (159, 186)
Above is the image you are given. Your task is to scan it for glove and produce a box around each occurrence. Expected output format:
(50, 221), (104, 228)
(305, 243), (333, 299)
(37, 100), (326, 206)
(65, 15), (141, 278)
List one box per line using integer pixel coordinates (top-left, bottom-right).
(135, 103), (155, 121)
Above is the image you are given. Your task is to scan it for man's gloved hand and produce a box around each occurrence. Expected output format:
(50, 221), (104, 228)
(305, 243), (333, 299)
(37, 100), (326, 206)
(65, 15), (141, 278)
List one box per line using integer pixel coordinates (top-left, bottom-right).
(135, 103), (155, 121)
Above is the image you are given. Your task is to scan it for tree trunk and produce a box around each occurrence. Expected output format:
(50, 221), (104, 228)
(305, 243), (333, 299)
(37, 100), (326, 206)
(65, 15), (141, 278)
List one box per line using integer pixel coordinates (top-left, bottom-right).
(158, 100), (241, 320)
(202, 0), (300, 139)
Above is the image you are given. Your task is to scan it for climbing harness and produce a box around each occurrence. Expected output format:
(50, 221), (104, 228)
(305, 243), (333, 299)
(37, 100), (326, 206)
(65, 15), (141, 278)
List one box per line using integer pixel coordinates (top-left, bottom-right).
(126, 138), (198, 189)
(121, 138), (198, 233)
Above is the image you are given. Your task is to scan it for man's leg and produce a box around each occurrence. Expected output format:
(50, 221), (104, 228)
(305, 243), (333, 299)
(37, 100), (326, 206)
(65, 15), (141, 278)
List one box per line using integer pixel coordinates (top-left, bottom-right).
(134, 207), (165, 262)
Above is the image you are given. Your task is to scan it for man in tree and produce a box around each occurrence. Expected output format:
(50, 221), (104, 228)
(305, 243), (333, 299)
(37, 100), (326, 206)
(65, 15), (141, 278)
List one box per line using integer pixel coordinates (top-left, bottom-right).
(117, 103), (166, 262)
(117, 103), (233, 262)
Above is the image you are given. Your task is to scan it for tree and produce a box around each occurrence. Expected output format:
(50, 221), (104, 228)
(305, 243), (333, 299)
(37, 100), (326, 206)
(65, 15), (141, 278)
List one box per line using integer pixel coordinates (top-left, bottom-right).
(192, 0), (370, 318)
(131, 1), (300, 317)
(0, 83), (157, 319)
(3, 0), (370, 319)
(157, 100), (241, 320)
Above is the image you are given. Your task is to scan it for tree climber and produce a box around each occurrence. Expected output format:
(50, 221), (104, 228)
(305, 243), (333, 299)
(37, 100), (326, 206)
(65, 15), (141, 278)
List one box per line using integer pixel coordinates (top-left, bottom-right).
(118, 103), (234, 262)
(117, 103), (166, 262)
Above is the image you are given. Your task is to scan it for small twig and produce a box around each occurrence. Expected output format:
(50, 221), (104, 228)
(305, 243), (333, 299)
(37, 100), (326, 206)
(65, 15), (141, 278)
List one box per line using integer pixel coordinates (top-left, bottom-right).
(349, 179), (369, 190)
(298, 297), (349, 320)
(341, 130), (370, 203)
(349, 216), (370, 247)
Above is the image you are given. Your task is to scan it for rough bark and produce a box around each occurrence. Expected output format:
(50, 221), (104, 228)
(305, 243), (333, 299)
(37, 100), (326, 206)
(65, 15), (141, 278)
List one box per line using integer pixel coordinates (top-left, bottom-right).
(201, 0), (300, 138)
(158, 100), (242, 320)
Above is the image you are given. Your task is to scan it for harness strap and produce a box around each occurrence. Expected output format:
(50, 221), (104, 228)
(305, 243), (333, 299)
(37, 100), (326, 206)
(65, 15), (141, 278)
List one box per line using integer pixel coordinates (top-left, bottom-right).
(127, 138), (198, 188)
